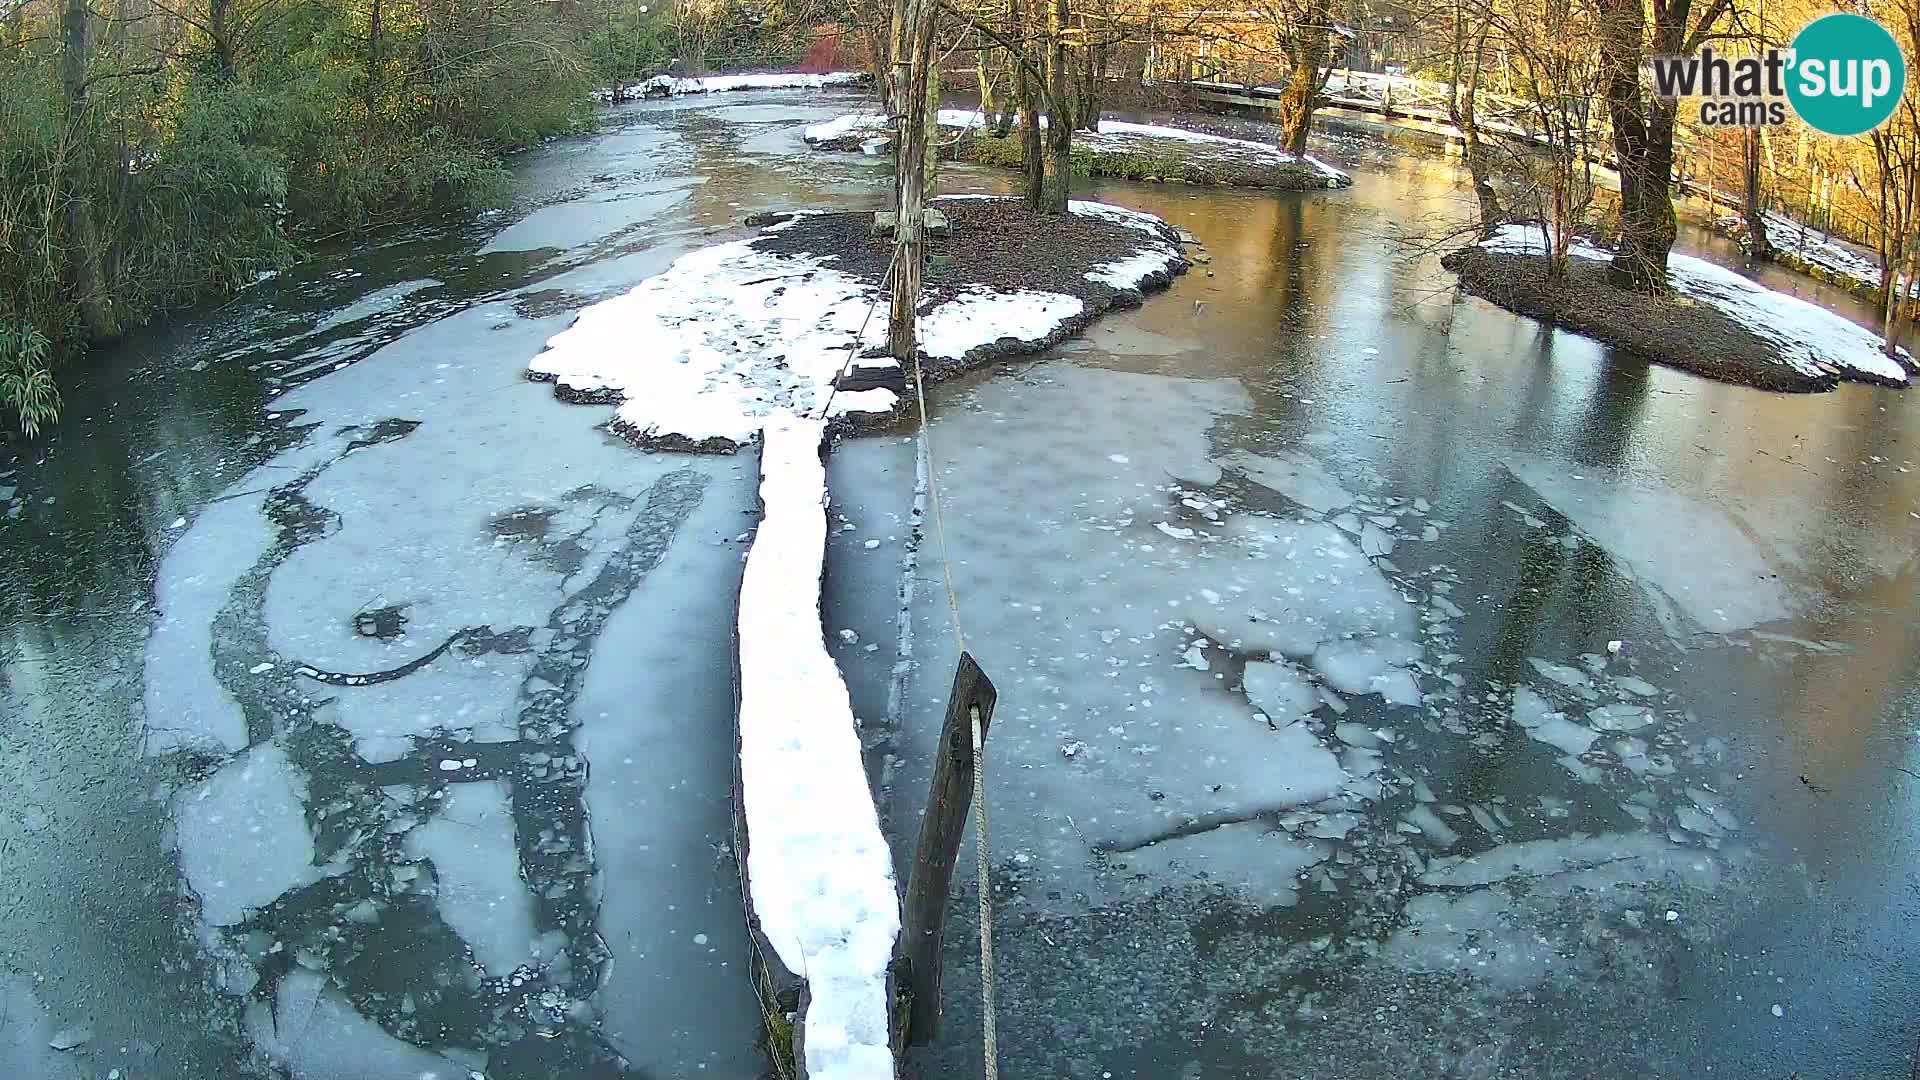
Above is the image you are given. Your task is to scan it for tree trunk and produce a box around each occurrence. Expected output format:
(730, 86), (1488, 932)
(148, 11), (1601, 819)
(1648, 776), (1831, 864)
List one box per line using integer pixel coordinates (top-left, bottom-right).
(923, 38), (940, 194)
(366, 0), (384, 136)
(1042, 0), (1071, 212)
(1275, 0), (1327, 157)
(1594, 0), (1674, 292)
(61, 0), (115, 341)
(1741, 127), (1769, 259)
(208, 0), (236, 76)
(1889, 227), (1917, 361)
(888, 2), (935, 359)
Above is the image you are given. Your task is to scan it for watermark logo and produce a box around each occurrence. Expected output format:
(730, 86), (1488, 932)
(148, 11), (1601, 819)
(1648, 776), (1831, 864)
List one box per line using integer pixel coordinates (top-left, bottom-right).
(1650, 13), (1907, 135)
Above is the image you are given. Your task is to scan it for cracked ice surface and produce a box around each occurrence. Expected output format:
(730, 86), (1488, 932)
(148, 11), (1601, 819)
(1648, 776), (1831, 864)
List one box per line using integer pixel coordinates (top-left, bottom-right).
(1389, 834), (1725, 988)
(907, 365), (1358, 909)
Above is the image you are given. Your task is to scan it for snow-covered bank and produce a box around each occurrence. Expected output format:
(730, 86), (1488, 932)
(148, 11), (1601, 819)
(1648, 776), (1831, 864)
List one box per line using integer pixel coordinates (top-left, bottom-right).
(804, 110), (1350, 189)
(1717, 210), (1918, 301)
(1451, 224), (1911, 391)
(596, 70), (868, 103)
(737, 416), (898, 1080)
(527, 197), (1189, 449)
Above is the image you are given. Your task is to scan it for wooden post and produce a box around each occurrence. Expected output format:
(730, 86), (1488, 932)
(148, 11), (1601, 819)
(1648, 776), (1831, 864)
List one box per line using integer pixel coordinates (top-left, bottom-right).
(898, 651), (997, 1047)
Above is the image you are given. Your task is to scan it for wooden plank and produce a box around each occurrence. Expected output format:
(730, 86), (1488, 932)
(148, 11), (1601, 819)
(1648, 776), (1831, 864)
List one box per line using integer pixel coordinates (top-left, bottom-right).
(896, 651), (997, 1048)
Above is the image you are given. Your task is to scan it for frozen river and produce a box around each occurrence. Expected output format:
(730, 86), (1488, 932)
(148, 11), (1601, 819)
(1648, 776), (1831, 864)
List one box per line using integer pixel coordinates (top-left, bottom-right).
(1, 89), (1917, 1079)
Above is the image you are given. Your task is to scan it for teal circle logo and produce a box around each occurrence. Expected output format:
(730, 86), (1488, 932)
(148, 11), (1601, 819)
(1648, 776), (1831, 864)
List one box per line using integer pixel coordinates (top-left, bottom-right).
(1786, 14), (1907, 136)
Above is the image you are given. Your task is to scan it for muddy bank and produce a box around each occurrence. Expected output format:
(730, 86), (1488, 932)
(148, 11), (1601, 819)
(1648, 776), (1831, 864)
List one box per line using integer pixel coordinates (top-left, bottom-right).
(1443, 246), (1899, 393)
(753, 195), (1191, 385)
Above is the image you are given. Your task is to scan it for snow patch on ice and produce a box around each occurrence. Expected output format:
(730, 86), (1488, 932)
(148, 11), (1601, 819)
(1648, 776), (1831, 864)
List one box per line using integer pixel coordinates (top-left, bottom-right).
(737, 416), (897, 1080)
(145, 491), (272, 755)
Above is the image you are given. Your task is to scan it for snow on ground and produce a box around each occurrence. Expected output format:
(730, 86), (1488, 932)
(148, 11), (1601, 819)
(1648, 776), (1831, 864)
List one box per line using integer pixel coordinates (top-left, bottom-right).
(599, 71), (867, 102)
(1482, 224), (1910, 386)
(529, 200), (1183, 447)
(803, 112), (1350, 184)
(1722, 210), (1918, 300)
(737, 416), (898, 1080)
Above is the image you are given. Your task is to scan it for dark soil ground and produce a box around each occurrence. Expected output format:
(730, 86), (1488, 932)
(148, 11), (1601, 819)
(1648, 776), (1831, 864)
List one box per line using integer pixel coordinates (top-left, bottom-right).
(753, 196), (1189, 386)
(1443, 247), (1846, 393)
(809, 124), (1342, 190)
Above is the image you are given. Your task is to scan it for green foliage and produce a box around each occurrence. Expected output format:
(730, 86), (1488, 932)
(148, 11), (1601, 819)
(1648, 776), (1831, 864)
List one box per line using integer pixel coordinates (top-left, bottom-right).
(588, 18), (672, 83)
(0, 321), (58, 438)
(0, 0), (828, 435)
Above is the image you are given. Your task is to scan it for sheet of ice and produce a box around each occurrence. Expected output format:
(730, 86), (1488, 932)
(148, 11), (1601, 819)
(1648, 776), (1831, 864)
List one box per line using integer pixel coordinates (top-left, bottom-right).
(403, 781), (536, 976)
(1219, 450), (1356, 513)
(246, 968), (473, 1080)
(1404, 803), (1460, 847)
(737, 415), (897, 1080)
(573, 459), (763, 1075)
(1505, 455), (1797, 633)
(1588, 703), (1655, 731)
(173, 741), (318, 926)
(1112, 822), (1326, 906)
(1190, 517), (1417, 659)
(891, 364), (1379, 908)
(1527, 657), (1589, 688)
(1389, 834), (1723, 988)
(1482, 224), (1909, 384)
(144, 491), (272, 755)
(644, 71), (866, 97)
(1242, 659), (1317, 725)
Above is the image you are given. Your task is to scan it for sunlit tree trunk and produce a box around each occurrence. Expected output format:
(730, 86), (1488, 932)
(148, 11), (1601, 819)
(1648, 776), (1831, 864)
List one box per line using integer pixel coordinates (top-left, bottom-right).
(1041, 0), (1069, 212)
(1275, 0), (1327, 157)
(1741, 127), (1769, 259)
(61, 0), (115, 340)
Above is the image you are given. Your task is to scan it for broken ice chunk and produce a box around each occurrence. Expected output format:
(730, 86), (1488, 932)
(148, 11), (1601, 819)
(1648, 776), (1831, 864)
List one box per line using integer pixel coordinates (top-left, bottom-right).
(1309, 638), (1422, 706)
(1359, 523), (1395, 558)
(1404, 804), (1460, 848)
(1527, 657), (1589, 688)
(1588, 704), (1654, 731)
(1242, 660), (1317, 726)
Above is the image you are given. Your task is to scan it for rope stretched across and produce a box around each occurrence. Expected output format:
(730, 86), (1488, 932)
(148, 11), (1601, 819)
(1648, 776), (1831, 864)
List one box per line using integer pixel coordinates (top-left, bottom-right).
(908, 326), (998, 1080)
